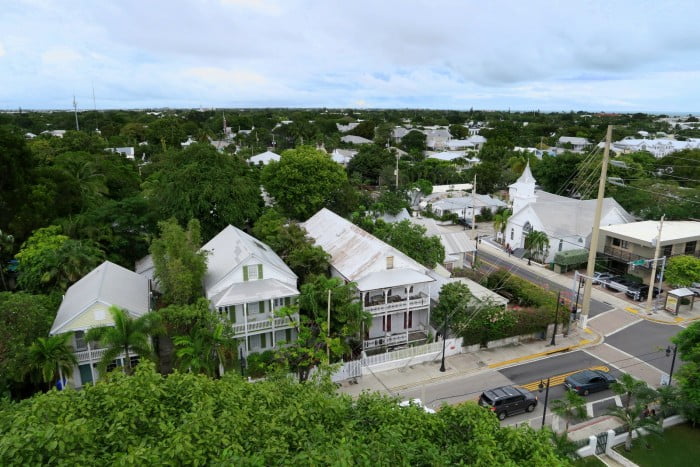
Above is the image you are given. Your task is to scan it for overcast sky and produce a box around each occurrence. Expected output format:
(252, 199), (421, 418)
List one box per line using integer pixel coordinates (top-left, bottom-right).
(1, 0), (699, 112)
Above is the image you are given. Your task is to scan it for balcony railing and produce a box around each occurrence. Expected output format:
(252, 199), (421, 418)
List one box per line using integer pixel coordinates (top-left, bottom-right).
(364, 295), (430, 315)
(74, 347), (119, 363)
(231, 315), (298, 337)
(603, 245), (700, 265)
(363, 329), (429, 351)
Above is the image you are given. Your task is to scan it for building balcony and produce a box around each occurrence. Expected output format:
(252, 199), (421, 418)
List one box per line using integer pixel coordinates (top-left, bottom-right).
(363, 294), (430, 315)
(602, 245), (647, 264)
(362, 329), (429, 351)
(74, 347), (120, 364)
(231, 314), (298, 337)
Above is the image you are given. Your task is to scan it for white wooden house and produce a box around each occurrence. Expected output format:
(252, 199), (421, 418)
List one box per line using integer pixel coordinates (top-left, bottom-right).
(49, 261), (151, 388)
(201, 225), (300, 357)
(303, 209), (435, 351)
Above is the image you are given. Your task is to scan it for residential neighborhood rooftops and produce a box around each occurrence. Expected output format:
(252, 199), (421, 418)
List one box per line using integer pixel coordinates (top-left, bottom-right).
(340, 135), (373, 145)
(599, 221), (700, 246)
(50, 261), (150, 335)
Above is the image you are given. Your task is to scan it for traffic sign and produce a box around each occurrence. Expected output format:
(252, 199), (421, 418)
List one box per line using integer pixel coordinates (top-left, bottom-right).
(632, 259), (646, 266)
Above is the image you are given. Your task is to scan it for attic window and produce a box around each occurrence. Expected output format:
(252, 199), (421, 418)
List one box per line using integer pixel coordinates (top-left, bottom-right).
(386, 256), (394, 269)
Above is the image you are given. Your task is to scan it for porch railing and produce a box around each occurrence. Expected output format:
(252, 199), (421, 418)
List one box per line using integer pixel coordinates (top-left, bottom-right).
(364, 295), (430, 315)
(231, 314), (298, 337)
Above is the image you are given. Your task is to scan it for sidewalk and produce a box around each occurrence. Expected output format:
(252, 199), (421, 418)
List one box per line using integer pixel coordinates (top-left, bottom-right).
(338, 324), (601, 398)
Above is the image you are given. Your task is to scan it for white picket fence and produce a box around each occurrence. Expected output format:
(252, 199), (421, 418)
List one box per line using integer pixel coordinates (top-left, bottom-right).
(331, 337), (463, 382)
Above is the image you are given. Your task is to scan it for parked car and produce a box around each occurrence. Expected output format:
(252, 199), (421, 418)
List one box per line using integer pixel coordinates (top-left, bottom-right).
(625, 284), (662, 301)
(564, 370), (616, 396)
(398, 399), (436, 414)
(457, 218), (478, 229)
(592, 272), (615, 285)
(478, 386), (538, 420)
(604, 276), (638, 293)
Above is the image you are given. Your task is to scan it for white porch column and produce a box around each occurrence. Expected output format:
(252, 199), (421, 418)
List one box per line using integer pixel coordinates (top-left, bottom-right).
(270, 298), (276, 348)
(427, 282), (432, 334)
(86, 341), (96, 384)
(243, 303), (249, 355)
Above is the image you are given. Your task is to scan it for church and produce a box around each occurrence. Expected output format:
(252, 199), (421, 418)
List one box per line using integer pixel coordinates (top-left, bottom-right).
(505, 162), (635, 264)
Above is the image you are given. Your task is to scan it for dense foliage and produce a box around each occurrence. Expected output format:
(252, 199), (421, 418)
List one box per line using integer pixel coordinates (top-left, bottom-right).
(0, 364), (568, 465)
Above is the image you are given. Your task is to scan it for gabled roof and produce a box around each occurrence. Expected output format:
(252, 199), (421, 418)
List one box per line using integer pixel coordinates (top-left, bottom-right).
(340, 135), (373, 144)
(302, 208), (430, 283)
(50, 261), (150, 335)
(201, 225), (296, 294)
(249, 150), (280, 165)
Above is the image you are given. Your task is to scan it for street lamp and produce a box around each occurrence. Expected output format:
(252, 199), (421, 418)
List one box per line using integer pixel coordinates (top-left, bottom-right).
(538, 377), (551, 428)
(665, 345), (678, 385)
(439, 313), (448, 372)
(550, 292), (561, 346)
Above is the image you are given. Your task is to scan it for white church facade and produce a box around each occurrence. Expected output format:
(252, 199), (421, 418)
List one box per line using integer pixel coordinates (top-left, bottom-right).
(505, 163), (635, 264)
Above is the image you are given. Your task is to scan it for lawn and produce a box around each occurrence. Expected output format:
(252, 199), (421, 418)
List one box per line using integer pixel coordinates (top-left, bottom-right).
(615, 423), (700, 466)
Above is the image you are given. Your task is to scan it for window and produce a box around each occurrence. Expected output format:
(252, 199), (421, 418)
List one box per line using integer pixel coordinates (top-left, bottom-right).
(404, 311), (413, 329)
(259, 333), (267, 349)
(285, 328), (292, 342)
(274, 298), (284, 308)
(685, 241), (697, 255)
(74, 331), (87, 351)
(258, 301), (266, 314)
(510, 228), (514, 240)
(663, 245), (673, 257)
(523, 222), (533, 234)
(386, 256), (394, 269)
(383, 315), (392, 332)
(611, 238), (628, 249)
(247, 265), (258, 280)
(558, 239), (563, 252)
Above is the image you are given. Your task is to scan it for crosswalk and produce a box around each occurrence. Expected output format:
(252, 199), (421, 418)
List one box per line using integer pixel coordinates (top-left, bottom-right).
(518, 366), (610, 391)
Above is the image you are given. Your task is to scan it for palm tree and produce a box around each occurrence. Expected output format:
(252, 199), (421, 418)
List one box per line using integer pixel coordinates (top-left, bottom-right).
(550, 390), (587, 432)
(27, 333), (77, 386)
(549, 430), (579, 459)
(41, 239), (104, 291)
(612, 373), (656, 410)
(86, 306), (160, 375)
(492, 209), (512, 245)
(524, 230), (550, 265)
(174, 323), (238, 377)
(608, 404), (663, 451)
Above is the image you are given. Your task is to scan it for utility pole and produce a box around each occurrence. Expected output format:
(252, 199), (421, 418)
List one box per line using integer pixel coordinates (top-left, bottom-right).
(327, 289), (331, 360)
(471, 174), (477, 236)
(646, 215), (665, 312)
(580, 125), (612, 329)
(72, 95), (80, 131)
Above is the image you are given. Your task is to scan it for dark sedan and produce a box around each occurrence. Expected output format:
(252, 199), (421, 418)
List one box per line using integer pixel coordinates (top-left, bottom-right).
(564, 370), (616, 396)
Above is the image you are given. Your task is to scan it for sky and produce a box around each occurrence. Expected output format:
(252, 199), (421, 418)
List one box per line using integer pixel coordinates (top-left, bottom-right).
(1, 0), (699, 112)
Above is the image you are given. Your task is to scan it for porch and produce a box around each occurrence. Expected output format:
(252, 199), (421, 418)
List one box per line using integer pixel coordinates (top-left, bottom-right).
(363, 293), (430, 315)
(362, 329), (430, 352)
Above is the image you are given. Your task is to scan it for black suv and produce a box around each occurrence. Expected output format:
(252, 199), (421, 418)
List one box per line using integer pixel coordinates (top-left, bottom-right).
(478, 386), (538, 420)
(625, 284), (662, 301)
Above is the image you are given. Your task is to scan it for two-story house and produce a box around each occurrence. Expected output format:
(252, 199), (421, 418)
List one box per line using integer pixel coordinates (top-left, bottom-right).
(303, 208), (435, 352)
(598, 221), (700, 283)
(49, 261), (151, 388)
(201, 225), (300, 357)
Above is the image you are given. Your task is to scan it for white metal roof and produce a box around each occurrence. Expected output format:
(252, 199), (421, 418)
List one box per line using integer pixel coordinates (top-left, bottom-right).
(50, 261), (150, 335)
(599, 221), (700, 246)
(249, 150), (280, 165)
(201, 225), (296, 294)
(210, 278), (299, 307)
(355, 268), (433, 292)
(302, 208), (432, 283)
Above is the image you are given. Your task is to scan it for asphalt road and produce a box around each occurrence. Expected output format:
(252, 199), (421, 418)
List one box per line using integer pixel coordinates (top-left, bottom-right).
(604, 320), (684, 375)
(477, 249), (614, 318)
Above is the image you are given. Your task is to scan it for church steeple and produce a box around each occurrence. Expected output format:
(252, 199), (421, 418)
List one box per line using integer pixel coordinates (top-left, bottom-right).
(509, 161), (537, 213)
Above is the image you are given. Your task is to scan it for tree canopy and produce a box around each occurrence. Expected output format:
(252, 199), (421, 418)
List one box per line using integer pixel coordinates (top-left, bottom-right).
(261, 146), (349, 221)
(363, 219), (445, 268)
(664, 255), (700, 287)
(0, 364), (567, 465)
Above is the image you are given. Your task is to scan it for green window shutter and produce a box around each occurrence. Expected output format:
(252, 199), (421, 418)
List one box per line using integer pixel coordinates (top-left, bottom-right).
(243, 265), (249, 281)
(259, 301), (265, 314)
(285, 328), (292, 342)
(285, 297), (290, 306)
(260, 333), (267, 348)
(258, 264), (263, 279)
(230, 308), (236, 323)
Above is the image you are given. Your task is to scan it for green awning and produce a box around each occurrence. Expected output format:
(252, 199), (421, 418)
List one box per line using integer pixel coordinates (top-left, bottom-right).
(553, 249), (589, 266)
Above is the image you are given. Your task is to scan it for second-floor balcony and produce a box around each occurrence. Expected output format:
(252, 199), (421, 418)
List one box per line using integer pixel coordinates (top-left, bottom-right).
(231, 314), (298, 337)
(363, 294), (430, 315)
(603, 244), (700, 265)
(74, 347), (120, 364)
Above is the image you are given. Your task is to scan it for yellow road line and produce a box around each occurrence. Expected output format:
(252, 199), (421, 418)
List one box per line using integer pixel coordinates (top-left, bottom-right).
(518, 366), (610, 391)
(625, 307), (639, 314)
